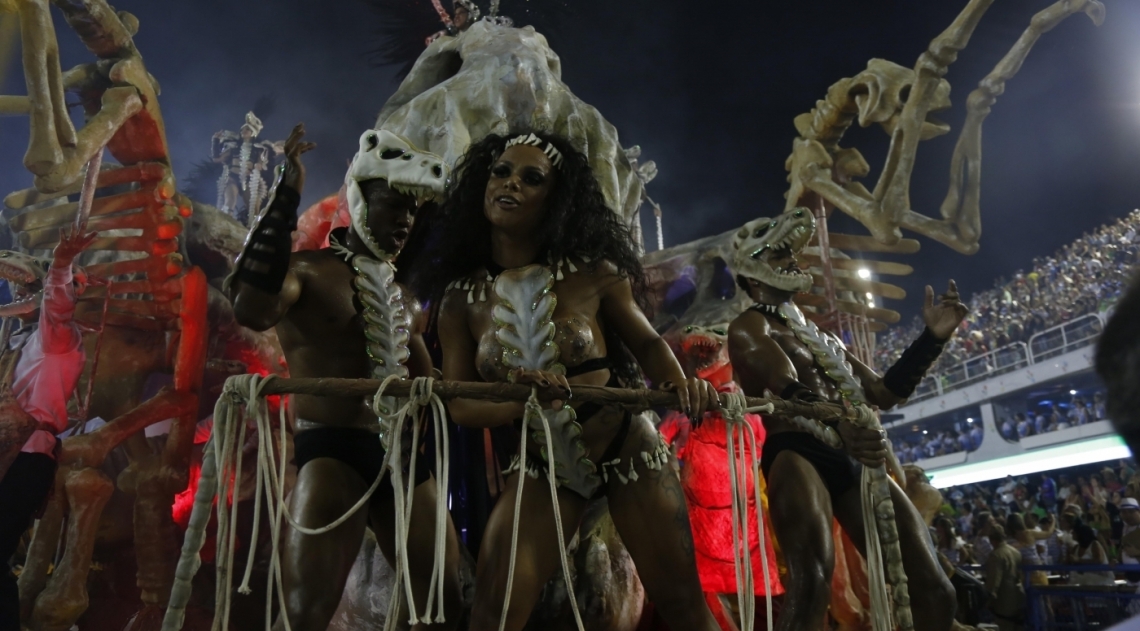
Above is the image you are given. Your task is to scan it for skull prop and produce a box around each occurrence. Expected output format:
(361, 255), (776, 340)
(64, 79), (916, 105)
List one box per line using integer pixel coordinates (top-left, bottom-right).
(678, 323), (730, 381)
(345, 129), (449, 261)
(732, 207), (816, 294)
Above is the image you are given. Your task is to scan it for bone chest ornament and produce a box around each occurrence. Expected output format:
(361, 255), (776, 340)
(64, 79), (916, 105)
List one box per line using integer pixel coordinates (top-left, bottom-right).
(492, 264), (599, 498)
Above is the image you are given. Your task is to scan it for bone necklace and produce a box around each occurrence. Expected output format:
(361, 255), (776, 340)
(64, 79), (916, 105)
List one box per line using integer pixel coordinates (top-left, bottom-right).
(758, 300), (914, 631)
(447, 255), (589, 304)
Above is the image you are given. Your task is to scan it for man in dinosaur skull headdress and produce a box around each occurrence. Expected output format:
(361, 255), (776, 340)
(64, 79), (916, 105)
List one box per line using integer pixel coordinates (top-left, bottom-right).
(727, 207), (962, 631)
(230, 125), (460, 631)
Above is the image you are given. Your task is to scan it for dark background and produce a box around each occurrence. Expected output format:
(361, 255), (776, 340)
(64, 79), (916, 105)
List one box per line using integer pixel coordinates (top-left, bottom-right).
(1, 0), (1138, 319)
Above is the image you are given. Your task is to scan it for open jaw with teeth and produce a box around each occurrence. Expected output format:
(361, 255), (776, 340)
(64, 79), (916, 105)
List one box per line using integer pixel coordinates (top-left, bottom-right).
(746, 221), (814, 293)
(389, 182), (438, 206)
(0, 254), (48, 317)
(679, 326), (729, 377)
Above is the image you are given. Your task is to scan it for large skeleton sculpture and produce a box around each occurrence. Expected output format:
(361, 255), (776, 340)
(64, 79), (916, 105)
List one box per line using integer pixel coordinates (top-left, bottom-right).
(785, 0), (1105, 255)
(0, 2), (209, 629)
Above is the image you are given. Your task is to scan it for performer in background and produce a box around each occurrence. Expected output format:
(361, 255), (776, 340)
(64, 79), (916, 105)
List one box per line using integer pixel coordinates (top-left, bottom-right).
(727, 207), (962, 631)
(426, 131), (723, 631)
(230, 124), (460, 631)
(0, 227), (95, 629)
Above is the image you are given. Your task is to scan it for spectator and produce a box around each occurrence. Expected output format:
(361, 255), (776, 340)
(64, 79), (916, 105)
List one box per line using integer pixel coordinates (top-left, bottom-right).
(974, 512), (996, 566)
(984, 524), (1026, 631)
(1002, 416), (1016, 440)
(1040, 474), (1057, 510)
(935, 516), (969, 565)
(1016, 414), (1032, 439)
(1067, 522), (1115, 586)
(1007, 513), (1051, 587)
(970, 422), (984, 451)
(1094, 392), (1108, 421)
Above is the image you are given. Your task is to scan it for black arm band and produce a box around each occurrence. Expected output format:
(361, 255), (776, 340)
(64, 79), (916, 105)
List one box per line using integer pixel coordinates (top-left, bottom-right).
(883, 327), (947, 399)
(234, 184), (301, 294)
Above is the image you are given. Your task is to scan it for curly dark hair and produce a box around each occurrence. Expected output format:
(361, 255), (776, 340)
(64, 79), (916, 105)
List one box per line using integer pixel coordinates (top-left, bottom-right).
(413, 131), (648, 385)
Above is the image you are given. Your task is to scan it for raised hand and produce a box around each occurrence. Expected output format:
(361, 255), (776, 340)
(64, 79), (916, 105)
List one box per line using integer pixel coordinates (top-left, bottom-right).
(280, 123), (317, 194)
(52, 226), (98, 268)
(923, 279), (969, 340)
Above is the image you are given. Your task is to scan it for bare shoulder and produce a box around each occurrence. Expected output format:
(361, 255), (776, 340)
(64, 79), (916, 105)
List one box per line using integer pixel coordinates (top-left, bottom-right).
(728, 308), (771, 347)
(289, 248), (339, 281)
(580, 257), (627, 294)
(438, 280), (470, 327)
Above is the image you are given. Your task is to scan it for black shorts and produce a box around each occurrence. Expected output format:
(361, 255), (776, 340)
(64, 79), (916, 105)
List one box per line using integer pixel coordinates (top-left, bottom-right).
(760, 431), (862, 498)
(293, 426), (431, 505)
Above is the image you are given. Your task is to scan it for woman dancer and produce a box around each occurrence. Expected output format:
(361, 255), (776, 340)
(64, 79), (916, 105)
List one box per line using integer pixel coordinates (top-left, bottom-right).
(424, 131), (723, 630)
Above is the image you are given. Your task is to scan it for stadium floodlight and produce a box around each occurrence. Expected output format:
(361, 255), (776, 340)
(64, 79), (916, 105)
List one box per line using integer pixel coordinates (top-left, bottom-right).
(857, 268), (871, 280)
(925, 435), (1132, 489)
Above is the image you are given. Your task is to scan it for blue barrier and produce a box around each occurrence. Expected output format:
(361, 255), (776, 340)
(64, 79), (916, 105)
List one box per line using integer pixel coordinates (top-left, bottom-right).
(1022, 565), (1140, 630)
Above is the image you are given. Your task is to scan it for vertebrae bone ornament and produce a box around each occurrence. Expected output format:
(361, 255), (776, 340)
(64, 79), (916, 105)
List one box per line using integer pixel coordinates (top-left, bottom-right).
(776, 302), (912, 631)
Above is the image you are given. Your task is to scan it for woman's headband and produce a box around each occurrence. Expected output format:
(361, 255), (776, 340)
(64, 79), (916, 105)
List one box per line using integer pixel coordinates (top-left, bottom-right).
(504, 133), (564, 169)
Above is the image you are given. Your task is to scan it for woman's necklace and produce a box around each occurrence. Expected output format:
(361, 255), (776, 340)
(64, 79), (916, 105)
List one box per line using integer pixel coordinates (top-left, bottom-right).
(446, 253), (591, 304)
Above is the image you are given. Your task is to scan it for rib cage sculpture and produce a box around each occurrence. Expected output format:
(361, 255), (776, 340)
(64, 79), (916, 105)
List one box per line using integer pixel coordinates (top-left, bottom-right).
(0, 1), (208, 629)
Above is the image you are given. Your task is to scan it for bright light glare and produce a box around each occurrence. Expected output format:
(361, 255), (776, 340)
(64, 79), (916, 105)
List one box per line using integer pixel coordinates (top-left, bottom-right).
(923, 430), (928, 435)
(926, 435), (1131, 489)
(967, 418), (974, 423)
(857, 268), (872, 280)
(866, 292), (874, 300)
(1070, 390), (1078, 395)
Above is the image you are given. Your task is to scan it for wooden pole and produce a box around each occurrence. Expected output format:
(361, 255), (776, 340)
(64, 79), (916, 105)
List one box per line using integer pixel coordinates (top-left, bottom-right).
(256, 377), (857, 424)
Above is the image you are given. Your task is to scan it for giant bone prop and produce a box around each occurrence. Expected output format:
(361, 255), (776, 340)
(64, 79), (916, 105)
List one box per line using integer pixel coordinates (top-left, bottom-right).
(375, 20), (646, 232)
(2, 2), (209, 629)
(785, 0), (1105, 255)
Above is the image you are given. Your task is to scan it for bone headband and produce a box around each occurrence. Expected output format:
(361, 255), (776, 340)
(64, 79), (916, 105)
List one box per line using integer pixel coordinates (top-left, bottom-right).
(504, 133), (565, 170)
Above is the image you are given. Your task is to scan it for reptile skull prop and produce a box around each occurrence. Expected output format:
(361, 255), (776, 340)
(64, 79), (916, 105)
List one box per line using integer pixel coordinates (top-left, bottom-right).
(732, 207), (816, 294)
(0, 250), (87, 318)
(679, 323), (730, 381)
(345, 129), (449, 261)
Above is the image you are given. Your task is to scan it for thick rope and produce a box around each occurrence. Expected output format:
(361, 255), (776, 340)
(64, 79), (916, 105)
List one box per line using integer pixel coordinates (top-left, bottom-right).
(374, 375), (452, 628)
(163, 373), (454, 631)
(722, 392), (776, 631)
(497, 388), (531, 631)
(863, 465), (893, 631)
(535, 402), (586, 631)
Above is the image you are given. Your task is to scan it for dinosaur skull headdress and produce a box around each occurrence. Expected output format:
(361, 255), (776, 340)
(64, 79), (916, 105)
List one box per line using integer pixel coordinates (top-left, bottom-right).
(345, 129), (449, 261)
(732, 207), (816, 294)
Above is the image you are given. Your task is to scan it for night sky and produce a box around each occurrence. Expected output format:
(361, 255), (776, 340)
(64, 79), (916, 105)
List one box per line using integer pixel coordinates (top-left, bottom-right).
(1, 0), (1138, 320)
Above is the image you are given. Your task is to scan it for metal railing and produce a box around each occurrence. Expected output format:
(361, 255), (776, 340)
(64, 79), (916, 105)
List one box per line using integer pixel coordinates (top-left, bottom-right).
(906, 313), (1107, 404)
(1024, 564), (1140, 631)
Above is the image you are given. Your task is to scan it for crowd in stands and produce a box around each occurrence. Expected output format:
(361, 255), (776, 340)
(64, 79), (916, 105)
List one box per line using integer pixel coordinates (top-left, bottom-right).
(894, 423), (984, 463)
(1000, 390), (1109, 441)
(875, 210), (1140, 374)
(932, 459), (1140, 575)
